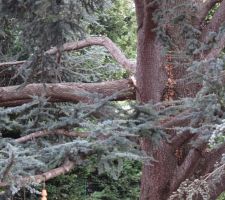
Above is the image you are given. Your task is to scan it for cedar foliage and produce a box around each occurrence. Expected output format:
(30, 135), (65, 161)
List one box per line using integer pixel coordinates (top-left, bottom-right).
(1, 0), (225, 199)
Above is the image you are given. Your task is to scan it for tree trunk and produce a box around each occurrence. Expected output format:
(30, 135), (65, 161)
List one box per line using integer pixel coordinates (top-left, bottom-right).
(135, 1), (195, 199)
(135, 2), (176, 200)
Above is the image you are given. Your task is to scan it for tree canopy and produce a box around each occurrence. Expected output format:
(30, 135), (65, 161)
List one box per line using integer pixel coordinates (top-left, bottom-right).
(1, 0), (225, 200)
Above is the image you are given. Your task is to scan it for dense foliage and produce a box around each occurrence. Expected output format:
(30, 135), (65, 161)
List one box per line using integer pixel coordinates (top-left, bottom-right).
(1, 0), (225, 199)
(0, 0), (141, 199)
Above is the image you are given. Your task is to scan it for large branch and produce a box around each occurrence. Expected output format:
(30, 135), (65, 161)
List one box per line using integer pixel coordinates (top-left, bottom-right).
(0, 37), (136, 72)
(0, 131), (76, 187)
(47, 37), (136, 72)
(0, 159), (75, 188)
(170, 163), (225, 200)
(32, 159), (75, 184)
(0, 79), (135, 107)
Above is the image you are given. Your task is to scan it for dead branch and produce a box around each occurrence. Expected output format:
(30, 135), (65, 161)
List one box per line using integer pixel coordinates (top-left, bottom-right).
(0, 159), (75, 187)
(0, 79), (135, 107)
(32, 159), (75, 184)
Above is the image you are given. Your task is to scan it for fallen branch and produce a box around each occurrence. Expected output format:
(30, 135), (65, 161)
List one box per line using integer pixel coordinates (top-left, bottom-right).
(0, 79), (135, 107)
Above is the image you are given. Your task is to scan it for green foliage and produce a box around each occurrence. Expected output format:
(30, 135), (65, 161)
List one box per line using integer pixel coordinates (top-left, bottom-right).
(218, 192), (225, 200)
(90, 0), (137, 58)
(45, 160), (141, 200)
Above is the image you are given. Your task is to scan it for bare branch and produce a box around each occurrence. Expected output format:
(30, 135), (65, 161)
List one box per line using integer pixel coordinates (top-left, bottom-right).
(0, 37), (136, 72)
(0, 79), (135, 107)
(0, 159), (75, 188)
(32, 159), (75, 184)
(15, 129), (89, 143)
(47, 37), (136, 71)
(0, 61), (26, 68)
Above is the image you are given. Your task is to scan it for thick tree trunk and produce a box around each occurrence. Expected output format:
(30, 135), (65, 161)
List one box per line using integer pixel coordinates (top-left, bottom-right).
(135, 2), (175, 200)
(135, 1), (197, 200)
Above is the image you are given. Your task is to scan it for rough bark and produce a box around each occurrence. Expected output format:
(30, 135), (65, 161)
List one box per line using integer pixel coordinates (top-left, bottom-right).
(135, 1), (173, 200)
(0, 79), (135, 107)
(135, 1), (225, 200)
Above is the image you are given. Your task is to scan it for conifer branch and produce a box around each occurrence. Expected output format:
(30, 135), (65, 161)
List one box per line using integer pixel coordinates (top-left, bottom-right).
(206, 33), (225, 59)
(15, 129), (89, 143)
(46, 37), (136, 72)
(0, 159), (75, 188)
(0, 79), (135, 107)
(0, 37), (136, 72)
(32, 159), (75, 184)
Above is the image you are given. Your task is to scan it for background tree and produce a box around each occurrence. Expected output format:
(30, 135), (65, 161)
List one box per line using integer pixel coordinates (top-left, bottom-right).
(1, 1), (225, 200)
